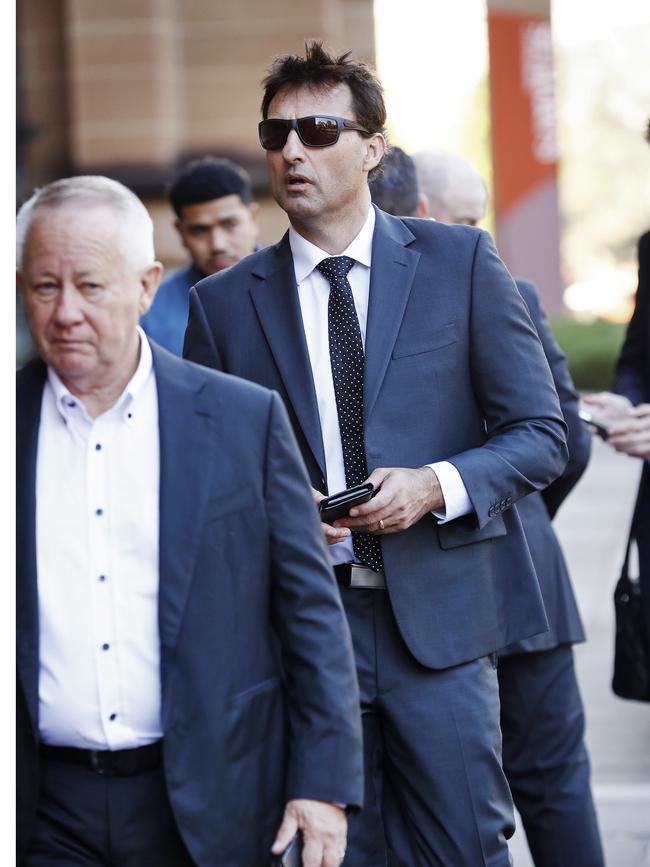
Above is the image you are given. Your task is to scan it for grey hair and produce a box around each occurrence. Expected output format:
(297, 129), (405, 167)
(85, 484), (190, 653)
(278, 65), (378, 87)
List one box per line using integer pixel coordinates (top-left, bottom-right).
(412, 149), (487, 215)
(16, 175), (156, 271)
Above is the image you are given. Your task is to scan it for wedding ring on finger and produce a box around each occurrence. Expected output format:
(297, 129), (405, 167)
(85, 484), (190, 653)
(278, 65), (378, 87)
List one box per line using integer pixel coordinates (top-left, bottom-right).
(378, 519), (385, 531)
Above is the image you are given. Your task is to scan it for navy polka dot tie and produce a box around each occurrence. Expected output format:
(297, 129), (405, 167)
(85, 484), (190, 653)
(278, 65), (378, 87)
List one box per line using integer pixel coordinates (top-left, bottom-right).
(317, 256), (383, 572)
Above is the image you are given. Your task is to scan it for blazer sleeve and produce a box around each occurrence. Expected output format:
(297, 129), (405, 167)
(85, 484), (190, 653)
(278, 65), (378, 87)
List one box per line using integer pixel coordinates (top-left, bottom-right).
(614, 230), (650, 405)
(263, 392), (364, 809)
(516, 280), (591, 519)
(447, 231), (569, 528)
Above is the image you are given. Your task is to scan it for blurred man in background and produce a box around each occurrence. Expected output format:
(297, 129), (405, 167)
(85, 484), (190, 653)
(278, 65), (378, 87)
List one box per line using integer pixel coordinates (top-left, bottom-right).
(368, 146), (428, 218)
(141, 156), (260, 355)
(408, 148), (604, 867)
(413, 148), (487, 226)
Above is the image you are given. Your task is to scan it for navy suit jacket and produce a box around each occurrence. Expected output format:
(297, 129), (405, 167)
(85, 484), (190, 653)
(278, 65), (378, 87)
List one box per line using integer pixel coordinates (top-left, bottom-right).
(501, 280), (591, 654)
(16, 344), (363, 866)
(183, 207), (569, 669)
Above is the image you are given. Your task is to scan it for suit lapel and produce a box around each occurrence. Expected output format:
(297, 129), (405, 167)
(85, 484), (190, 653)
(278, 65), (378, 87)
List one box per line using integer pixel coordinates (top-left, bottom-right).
(364, 209), (420, 421)
(249, 236), (326, 477)
(154, 345), (217, 648)
(16, 360), (46, 732)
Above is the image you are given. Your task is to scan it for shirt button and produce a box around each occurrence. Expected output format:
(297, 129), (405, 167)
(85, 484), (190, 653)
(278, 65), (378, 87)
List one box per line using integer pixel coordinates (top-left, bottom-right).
(95, 443), (102, 451)
(127, 412), (133, 419)
(101, 643), (110, 651)
(95, 508), (103, 516)
(67, 401), (76, 408)
(109, 713), (117, 721)
(99, 575), (106, 582)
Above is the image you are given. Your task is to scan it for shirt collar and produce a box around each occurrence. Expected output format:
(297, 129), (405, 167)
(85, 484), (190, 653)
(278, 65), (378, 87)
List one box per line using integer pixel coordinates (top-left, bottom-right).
(48, 327), (154, 422)
(289, 205), (375, 284)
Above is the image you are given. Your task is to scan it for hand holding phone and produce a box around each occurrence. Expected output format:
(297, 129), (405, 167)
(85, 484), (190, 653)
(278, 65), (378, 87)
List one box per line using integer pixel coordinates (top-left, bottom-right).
(271, 832), (303, 867)
(578, 408), (609, 439)
(319, 483), (375, 524)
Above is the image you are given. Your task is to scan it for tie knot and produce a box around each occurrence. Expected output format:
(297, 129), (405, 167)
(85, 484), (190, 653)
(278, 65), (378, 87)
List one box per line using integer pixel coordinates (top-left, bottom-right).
(316, 256), (356, 284)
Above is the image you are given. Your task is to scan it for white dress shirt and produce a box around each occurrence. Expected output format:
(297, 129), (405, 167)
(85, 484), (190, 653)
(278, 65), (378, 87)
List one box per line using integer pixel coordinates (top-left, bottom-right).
(36, 329), (162, 749)
(290, 206), (472, 566)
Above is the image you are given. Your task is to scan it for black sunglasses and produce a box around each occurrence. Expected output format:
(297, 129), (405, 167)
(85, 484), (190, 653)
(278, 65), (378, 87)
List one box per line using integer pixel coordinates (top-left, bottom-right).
(258, 115), (372, 150)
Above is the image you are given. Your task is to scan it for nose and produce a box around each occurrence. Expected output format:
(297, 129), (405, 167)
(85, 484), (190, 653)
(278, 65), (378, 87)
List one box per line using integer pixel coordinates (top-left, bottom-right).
(210, 226), (228, 252)
(281, 128), (305, 164)
(53, 284), (84, 327)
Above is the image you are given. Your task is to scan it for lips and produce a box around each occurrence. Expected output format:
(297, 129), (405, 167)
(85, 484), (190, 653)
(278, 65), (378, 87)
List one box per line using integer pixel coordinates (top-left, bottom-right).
(285, 173), (311, 190)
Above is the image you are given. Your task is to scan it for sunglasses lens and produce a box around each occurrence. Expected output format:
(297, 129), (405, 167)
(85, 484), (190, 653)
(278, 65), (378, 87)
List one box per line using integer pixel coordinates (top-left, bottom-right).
(259, 120), (289, 150)
(299, 116), (339, 146)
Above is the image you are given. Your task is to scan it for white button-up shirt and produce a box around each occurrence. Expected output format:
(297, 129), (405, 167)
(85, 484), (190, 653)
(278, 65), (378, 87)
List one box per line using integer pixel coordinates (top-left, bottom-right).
(36, 330), (162, 749)
(290, 206), (472, 566)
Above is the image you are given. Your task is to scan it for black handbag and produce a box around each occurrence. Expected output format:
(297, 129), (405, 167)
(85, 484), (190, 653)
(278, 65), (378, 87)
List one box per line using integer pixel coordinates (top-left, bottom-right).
(612, 484), (650, 702)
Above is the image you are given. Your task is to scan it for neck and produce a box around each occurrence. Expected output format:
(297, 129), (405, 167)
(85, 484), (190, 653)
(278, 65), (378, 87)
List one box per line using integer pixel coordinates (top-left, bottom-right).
(290, 193), (371, 255)
(60, 337), (141, 420)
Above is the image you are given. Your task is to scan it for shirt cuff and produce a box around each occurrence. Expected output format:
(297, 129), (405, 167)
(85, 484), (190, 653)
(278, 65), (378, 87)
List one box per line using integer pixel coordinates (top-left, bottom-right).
(426, 461), (473, 523)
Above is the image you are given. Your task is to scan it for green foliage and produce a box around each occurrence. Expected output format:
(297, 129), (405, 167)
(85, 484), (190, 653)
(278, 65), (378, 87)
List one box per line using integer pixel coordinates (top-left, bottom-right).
(550, 316), (627, 392)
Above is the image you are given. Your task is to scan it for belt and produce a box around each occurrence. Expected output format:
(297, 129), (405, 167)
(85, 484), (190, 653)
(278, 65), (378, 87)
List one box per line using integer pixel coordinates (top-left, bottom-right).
(334, 563), (387, 589)
(40, 740), (163, 776)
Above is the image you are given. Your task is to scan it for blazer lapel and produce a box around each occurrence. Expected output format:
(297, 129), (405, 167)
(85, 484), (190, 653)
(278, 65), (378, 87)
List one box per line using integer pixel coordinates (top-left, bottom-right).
(154, 346), (217, 648)
(249, 236), (326, 478)
(364, 209), (420, 421)
(16, 359), (46, 732)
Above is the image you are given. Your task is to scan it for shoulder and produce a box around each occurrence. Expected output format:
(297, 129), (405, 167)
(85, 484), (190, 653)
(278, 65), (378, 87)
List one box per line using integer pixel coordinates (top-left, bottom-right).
(17, 356), (46, 393)
(151, 339), (276, 411)
(514, 279), (540, 313)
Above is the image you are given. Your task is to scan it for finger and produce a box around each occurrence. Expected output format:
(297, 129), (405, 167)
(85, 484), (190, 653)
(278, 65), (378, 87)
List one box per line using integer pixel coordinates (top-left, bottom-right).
(272, 813), (299, 855)
(312, 487), (326, 506)
(322, 844), (346, 867)
(322, 523), (351, 545)
(301, 836), (324, 867)
(347, 484), (397, 519)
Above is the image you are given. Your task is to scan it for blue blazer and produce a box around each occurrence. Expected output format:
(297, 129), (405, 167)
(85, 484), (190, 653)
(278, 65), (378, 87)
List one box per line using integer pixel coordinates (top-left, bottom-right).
(184, 207), (569, 669)
(141, 263), (205, 356)
(16, 344), (363, 866)
(501, 280), (591, 654)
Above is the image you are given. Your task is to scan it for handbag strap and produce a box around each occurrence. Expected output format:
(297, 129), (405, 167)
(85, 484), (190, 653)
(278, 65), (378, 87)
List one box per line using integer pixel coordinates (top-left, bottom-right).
(621, 464), (648, 579)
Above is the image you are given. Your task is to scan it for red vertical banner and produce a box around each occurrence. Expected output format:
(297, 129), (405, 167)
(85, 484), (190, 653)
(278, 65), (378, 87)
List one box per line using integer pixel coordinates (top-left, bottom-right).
(487, 3), (564, 311)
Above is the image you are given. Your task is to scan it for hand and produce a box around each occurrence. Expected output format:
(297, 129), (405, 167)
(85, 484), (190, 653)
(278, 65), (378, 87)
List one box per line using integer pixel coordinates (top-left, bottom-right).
(272, 799), (347, 867)
(334, 467), (443, 535)
(311, 488), (351, 546)
(606, 403), (650, 459)
(582, 391), (633, 427)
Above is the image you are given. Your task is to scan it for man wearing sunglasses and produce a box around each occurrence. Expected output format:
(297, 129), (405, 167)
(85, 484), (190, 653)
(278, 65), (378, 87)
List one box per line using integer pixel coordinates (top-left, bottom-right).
(184, 41), (568, 867)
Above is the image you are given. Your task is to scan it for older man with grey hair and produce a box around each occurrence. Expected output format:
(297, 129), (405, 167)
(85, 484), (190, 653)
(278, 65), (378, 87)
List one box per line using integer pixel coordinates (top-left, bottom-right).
(16, 175), (363, 867)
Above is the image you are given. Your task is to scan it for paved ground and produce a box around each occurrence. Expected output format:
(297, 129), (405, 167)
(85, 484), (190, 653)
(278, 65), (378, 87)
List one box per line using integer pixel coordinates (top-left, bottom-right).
(508, 438), (650, 866)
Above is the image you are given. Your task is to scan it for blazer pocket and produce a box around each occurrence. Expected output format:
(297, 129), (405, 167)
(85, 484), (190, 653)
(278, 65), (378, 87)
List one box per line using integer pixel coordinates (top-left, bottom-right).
(438, 514), (507, 549)
(205, 484), (258, 523)
(392, 321), (458, 359)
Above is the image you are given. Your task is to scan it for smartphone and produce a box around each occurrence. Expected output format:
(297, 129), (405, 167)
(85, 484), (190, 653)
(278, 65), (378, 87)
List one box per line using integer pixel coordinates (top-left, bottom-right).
(579, 409), (609, 439)
(271, 833), (303, 867)
(319, 482), (375, 524)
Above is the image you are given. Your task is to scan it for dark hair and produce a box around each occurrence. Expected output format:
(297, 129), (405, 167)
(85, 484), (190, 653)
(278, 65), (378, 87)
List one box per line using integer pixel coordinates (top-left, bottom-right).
(168, 156), (253, 216)
(369, 147), (419, 217)
(261, 41), (386, 154)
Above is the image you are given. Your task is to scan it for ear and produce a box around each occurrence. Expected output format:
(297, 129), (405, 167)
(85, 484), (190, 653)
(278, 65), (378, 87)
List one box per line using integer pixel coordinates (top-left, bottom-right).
(416, 193), (430, 218)
(138, 262), (163, 316)
(362, 132), (386, 175)
(248, 202), (261, 238)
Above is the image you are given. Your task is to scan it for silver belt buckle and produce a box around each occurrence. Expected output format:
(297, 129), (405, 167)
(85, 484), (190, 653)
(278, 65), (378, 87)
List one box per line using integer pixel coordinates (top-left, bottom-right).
(350, 565), (386, 589)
